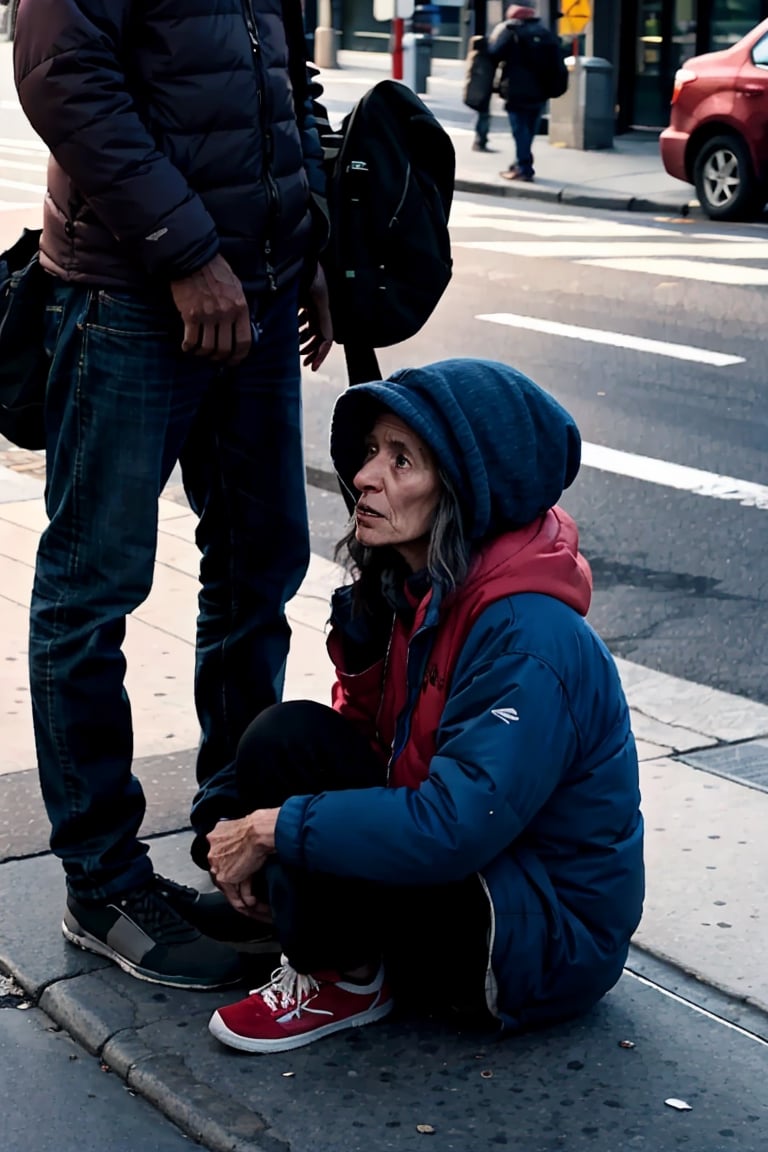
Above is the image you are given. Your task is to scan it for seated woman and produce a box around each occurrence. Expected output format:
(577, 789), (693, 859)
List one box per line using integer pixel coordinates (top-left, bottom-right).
(195, 358), (644, 1054)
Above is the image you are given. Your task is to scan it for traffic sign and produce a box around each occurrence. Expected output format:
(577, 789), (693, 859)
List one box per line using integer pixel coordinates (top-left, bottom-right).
(373, 0), (414, 21)
(559, 0), (591, 37)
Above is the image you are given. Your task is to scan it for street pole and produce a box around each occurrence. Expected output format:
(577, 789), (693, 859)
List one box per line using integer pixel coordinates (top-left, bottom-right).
(392, 15), (404, 78)
(314, 0), (339, 68)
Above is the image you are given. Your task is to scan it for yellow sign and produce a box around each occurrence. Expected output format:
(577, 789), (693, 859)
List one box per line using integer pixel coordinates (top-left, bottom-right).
(559, 0), (591, 37)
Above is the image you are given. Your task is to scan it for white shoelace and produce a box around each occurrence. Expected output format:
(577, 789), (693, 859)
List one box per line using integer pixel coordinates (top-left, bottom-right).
(255, 960), (331, 1019)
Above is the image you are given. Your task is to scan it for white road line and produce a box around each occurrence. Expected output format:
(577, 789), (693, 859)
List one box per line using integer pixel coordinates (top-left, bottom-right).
(451, 205), (587, 222)
(456, 238), (768, 260)
(0, 177), (47, 194)
(0, 159), (48, 174)
(453, 218), (670, 237)
(477, 312), (744, 367)
(581, 257), (768, 286)
(449, 204), (676, 238)
(581, 442), (768, 510)
(690, 233), (759, 243)
(624, 969), (768, 1048)
(0, 137), (48, 152)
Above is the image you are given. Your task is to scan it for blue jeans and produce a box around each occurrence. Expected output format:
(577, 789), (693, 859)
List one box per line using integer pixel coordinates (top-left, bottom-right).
(29, 280), (308, 901)
(474, 108), (491, 146)
(507, 106), (542, 177)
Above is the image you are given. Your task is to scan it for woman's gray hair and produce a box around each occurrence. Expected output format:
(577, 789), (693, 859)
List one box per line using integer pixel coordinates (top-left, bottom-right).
(426, 468), (469, 589)
(336, 466), (469, 594)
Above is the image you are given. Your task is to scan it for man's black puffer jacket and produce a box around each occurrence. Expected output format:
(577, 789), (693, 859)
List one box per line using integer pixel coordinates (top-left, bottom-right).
(13, 0), (324, 293)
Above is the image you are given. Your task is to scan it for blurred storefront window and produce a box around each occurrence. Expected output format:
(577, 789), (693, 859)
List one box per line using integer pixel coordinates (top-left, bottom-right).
(711, 0), (762, 47)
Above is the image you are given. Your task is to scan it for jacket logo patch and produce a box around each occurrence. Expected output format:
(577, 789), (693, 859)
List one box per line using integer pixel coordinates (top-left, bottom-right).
(492, 707), (519, 724)
(145, 228), (169, 242)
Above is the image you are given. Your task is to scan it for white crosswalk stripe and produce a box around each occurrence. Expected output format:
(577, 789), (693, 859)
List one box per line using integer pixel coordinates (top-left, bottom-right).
(478, 312), (745, 367)
(450, 200), (768, 287)
(0, 136), (48, 209)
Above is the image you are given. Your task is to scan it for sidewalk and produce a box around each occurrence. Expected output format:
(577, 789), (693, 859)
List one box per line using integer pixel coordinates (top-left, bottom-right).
(1, 455), (768, 1150)
(318, 50), (701, 217)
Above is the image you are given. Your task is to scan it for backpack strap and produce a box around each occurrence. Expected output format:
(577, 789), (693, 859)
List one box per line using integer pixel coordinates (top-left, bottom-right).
(344, 343), (382, 386)
(281, 0), (309, 105)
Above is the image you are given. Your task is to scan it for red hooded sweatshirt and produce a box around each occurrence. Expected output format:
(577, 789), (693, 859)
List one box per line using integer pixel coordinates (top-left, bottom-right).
(329, 505), (592, 789)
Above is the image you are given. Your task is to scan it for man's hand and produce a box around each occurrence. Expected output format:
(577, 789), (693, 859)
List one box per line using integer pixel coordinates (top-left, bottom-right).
(207, 809), (280, 916)
(299, 262), (334, 371)
(171, 253), (251, 365)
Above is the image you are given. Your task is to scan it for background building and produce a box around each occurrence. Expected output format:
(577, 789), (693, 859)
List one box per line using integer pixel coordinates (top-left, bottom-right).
(595, 0), (768, 130)
(334, 0), (768, 131)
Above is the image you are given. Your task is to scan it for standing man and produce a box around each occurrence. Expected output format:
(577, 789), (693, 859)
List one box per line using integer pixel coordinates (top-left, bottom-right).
(488, 4), (566, 182)
(13, 0), (332, 990)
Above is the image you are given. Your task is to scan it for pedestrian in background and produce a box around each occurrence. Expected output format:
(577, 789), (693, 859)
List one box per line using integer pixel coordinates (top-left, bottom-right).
(462, 0), (498, 154)
(13, 0), (332, 991)
(488, 3), (567, 182)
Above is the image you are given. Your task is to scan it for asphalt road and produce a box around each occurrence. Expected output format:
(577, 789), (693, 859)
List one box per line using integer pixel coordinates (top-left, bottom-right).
(0, 976), (198, 1152)
(305, 191), (768, 702)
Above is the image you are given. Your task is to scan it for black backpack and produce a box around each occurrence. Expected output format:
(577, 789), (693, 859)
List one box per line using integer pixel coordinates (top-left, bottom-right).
(519, 22), (569, 100)
(281, 0), (455, 384)
(322, 81), (455, 360)
(0, 228), (48, 450)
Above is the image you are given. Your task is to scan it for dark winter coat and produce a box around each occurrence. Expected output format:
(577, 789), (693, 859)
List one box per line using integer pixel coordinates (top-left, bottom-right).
(13, 0), (326, 293)
(488, 15), (566, 110)
(274, 361), (645, 1031)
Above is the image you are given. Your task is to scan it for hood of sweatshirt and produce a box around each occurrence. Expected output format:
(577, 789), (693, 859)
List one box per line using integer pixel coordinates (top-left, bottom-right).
(453, 507), (592, 617)
(330, 358), (581, 544)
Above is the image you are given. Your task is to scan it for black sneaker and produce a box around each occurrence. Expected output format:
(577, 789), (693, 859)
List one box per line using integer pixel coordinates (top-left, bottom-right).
(62, 879), (243, 990)
(154, 874), (279, 951)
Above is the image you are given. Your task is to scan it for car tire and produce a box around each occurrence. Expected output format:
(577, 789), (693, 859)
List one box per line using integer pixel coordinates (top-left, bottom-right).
(693, 134), (760, 221)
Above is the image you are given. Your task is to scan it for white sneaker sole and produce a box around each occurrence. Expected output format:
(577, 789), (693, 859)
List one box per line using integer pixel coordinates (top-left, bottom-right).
(208, 997), (393, 1053)
(61, 919), (241, 991)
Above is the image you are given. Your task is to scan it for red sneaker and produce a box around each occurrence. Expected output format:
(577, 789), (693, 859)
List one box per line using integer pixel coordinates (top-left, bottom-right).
(209, 958), (393, 1053)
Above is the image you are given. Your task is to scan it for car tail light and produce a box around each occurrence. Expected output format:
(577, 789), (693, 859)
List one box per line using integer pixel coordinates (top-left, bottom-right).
(671, 68), (697, 105)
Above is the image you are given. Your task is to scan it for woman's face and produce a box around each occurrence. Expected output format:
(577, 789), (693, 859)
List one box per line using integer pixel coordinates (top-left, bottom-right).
(352, 413), (442, 571)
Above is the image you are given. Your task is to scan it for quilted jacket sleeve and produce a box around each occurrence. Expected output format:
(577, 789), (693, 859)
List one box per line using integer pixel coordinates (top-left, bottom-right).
(276, 619), (579, 886)
(13, 0), (219, 278)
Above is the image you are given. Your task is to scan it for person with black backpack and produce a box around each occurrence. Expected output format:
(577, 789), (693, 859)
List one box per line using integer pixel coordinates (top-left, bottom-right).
(12, 0), (333, 993)
(488, 4), (567, 183)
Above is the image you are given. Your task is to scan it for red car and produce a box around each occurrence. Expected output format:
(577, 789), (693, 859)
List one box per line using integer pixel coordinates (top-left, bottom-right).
(660, 19), (768, 221)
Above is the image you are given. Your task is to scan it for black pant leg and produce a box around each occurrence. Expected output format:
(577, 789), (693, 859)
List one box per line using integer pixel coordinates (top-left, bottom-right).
(383, 874), (497, 1029)
(235, 699), (387, 973)
(235, 698), (385, 808)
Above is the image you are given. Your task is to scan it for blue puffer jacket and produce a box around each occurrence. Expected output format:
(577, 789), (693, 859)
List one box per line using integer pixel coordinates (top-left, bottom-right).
(13, 0), (325, 292)
(275, 360), (645, 1031)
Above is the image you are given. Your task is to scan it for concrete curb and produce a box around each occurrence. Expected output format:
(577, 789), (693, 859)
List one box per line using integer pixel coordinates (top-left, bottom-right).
(454, 175), (702, 217)
(109, 1037), (280, 1152)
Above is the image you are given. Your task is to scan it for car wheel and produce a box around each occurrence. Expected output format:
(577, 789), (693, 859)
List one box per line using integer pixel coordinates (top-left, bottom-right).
(693, 134), (759, 222)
